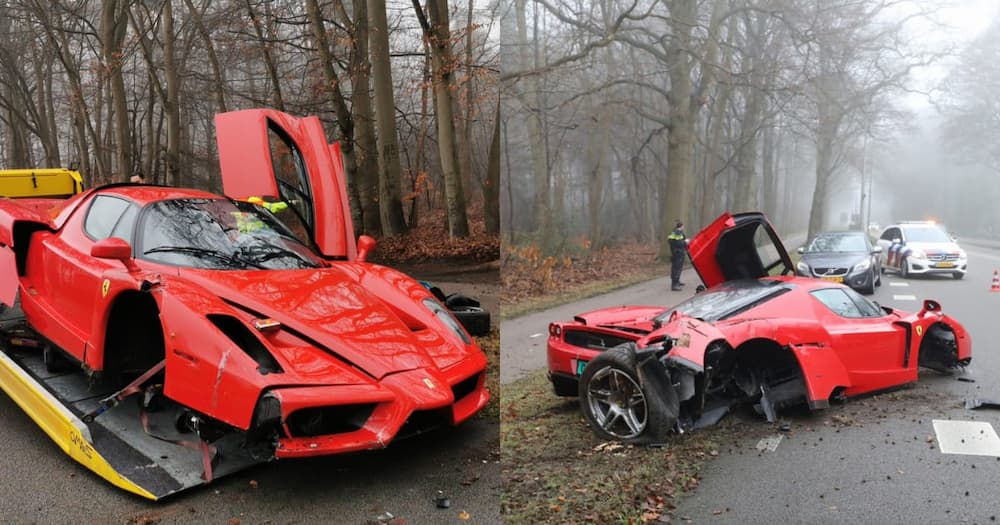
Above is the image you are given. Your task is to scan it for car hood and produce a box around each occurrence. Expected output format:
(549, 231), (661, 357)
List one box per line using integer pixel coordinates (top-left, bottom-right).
(175, 264), (473, 379)
(799, 252), (868, 268)
(906, 241), (962, 254)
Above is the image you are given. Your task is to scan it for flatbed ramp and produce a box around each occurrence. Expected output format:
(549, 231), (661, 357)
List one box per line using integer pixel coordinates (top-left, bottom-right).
(0, 344), (263, 499)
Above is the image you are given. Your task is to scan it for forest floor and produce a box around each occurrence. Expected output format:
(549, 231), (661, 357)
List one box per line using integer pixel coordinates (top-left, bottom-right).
(501, 240), (668, 319)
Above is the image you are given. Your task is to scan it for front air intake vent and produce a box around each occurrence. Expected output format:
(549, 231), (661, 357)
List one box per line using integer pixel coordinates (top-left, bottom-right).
(207, 314), (284, 374)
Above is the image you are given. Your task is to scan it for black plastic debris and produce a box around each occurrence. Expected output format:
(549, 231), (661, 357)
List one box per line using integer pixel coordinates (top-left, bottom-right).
(965, 399), (1000, 410)
(435, 490), (451, 509)
(957, 377), (976, 383)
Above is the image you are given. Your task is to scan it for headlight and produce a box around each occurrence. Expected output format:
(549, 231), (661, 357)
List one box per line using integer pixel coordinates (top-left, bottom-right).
(423, 298), (471, 344)
(958, 250), (967, 259)
(796, 261), (810, 274)
(909, 249), (925, 259)
(853, 259), (871, 272)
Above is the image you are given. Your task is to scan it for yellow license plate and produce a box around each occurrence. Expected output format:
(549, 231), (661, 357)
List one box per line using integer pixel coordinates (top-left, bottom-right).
(934, 262), (955, 268)
(822, 276), (844, 283)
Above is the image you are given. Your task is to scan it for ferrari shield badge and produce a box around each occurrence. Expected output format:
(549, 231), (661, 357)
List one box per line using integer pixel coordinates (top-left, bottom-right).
(916, 325), (923, 337)
(101, 279), (110, 298)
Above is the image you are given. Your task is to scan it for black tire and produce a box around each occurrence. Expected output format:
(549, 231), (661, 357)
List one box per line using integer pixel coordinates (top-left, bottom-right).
(451, 306), (490, 336)
(875, 268), (882, 286)
(860, 272), (876, 295)
(952, 272), (964, 280)
(900, 257), (909, 279)
(578, 346), (675, 444)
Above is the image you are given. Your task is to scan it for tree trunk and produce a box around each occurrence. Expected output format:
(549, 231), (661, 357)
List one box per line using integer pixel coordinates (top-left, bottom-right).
(305, 0), (371, 236)
(514, 0), (550, 249)
(245, 0), (284, 111)
(183, 0), (227, 112)
(103, 0), (131, 181)
(414, 0), (469, 237)
(368, 0), (408, 235)
(163, 0), (181, 186)
(484, 100), (500, 234)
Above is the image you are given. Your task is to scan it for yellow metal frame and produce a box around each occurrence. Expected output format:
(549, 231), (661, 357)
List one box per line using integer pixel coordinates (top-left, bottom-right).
(0, 169), (84, 199)
(0, 350), (157, 500)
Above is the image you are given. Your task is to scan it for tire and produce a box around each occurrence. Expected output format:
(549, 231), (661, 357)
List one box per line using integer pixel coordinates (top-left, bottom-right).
(451, 306), (490, 336)
(952, 272), (964, 280)
(900, 257), (909, 279)
(876, 269), (882, 286)
(860, 271), (876, 295)
(578, 346), (676, 444)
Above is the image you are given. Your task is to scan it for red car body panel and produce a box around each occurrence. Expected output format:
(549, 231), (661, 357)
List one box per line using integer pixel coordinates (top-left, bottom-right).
(0, 109), (489, 465)
(548, 213), (970, 414)
(215, 109), (357, 260)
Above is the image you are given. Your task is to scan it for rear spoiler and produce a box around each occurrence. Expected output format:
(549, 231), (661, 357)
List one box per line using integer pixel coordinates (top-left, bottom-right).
(0, 169), (84, 199)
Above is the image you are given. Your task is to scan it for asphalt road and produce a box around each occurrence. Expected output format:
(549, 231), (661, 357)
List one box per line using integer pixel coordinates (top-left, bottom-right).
(501, 243), (1000, 524)
(0, 276), (500, 525)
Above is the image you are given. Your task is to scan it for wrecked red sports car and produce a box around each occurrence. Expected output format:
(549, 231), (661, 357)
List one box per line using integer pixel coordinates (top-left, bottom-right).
(0, 109), (489, 498)
(547, 212), (970, 443)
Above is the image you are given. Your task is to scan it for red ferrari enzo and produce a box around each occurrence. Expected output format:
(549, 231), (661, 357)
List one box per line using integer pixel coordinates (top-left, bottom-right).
(0, 109), (489, 498)
(547, 212), (970, 444)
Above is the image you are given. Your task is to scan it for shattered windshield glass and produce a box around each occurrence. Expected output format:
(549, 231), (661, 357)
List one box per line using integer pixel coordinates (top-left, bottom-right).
(138, 198), (323, 270)
(654, 280), (791, 323)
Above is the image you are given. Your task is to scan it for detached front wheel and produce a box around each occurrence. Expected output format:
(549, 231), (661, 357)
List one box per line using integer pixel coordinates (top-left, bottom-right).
(578, 347), (674, 444)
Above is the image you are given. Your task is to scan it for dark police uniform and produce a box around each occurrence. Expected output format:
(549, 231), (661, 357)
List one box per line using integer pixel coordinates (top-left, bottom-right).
(668, 223), (687, 291)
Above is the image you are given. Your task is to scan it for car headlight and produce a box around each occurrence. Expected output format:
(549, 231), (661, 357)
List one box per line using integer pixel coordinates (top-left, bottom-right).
(853, 259), (871, 272)
(958, 249), (967, 259)
(909, 249), (925, 259)
(796, 261), (810, 274)
(423, 298), (471, 344)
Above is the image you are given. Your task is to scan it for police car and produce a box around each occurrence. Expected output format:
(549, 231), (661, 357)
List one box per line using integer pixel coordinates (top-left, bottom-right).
(876, 221), (967, 279)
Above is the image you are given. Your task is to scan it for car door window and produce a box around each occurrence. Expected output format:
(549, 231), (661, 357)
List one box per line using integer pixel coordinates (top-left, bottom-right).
(84, 195), (133, 241)
(880, 228), (898, 242)
(811, 288), (864, 318)
(268, 124), (313, 246)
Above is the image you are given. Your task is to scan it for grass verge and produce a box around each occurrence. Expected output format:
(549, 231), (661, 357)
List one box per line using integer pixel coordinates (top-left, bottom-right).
(501, 263), (668, 320)
(500, 370), (751, 523)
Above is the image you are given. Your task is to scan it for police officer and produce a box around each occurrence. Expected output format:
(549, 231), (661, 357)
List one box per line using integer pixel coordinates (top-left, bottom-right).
(668, 220), (687, 291)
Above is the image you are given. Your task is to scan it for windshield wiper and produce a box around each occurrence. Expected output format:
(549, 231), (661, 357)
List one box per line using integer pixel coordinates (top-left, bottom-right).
(238, 244), (320, 268)
(144, 246), (265, 269)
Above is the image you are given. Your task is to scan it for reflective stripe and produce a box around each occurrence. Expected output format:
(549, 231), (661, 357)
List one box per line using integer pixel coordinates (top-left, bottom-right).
(667, 234), (685, 240)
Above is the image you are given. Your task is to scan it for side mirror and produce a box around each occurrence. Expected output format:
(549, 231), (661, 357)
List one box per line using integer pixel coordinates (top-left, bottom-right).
(918, 299), (940, 318)
(91, 237), (132, 261)
(796, 246), (805, 254)
(891, 238), (901, 244)
(357, 235), (377, 262)
(872, 246), (883, 254)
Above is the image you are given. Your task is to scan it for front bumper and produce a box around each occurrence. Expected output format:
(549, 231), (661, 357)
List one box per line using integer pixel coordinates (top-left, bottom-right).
(268, 365), (489, 459)
(905, 257), (967, 276)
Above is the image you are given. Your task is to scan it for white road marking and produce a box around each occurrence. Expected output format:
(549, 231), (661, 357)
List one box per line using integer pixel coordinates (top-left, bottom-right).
(932, 420), (1000, 456)
(529, 333), (544, 339)
(893, 294), (916, 301)
(755, 434), (783, 452)
(888, 282), (909, 287)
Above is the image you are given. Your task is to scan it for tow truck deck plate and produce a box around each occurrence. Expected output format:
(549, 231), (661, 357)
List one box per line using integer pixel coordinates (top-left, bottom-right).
(0, 343), (264, 500)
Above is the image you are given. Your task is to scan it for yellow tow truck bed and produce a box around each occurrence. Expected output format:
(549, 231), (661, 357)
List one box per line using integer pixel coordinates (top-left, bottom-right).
(0, 169), (84, 199)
